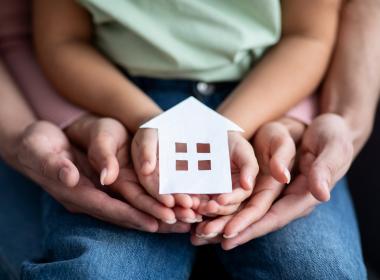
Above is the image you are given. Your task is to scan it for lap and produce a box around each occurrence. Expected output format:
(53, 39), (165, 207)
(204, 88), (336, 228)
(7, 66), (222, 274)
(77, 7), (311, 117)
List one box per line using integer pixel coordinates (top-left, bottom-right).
(0, 160), (42, 278)
(217, 178), (366, 280)
(22, 195), (196, 280)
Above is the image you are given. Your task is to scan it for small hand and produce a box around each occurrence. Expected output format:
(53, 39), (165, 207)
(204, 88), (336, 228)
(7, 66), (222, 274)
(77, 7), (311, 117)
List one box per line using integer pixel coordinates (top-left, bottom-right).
(131, 128), (201, 223)
(197, 131), (258, 217)
(222, 114), (355, 249)
(192, 120), (298, 243)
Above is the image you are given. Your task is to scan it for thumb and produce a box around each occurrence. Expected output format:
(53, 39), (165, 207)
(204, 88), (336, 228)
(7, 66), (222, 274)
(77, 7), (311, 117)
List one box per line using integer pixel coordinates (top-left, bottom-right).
(87, 118), (128, 185)
(268, 128), (296, 185)
(133, 128), (158, 176)
(88, 134), (120, 186)
(302, 140), (353, 202)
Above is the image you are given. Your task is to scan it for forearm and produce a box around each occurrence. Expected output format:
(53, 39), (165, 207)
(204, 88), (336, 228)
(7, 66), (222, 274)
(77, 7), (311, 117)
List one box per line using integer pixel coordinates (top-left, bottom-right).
(218, 36), (333, 138)
(1, 36), (86, 128)
(0, 58), (36, 162)
(321, 0), (380, 153)
(35, 40), (162, 133)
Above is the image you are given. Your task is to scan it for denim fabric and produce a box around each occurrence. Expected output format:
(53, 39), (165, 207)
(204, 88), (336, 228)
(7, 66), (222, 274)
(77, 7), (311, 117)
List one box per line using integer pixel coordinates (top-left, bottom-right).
(0, 160), (42, 279)
(20, 77), (366, 279)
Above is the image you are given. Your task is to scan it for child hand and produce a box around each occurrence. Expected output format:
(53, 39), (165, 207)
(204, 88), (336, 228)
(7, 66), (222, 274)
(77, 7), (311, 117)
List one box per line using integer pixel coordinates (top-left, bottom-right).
(253, 119), (305, 184)
(67, 115), (182, 224)
(197, 131), (258, 217)
(192, 118), (303, 243)
(132, 128), (202, 223)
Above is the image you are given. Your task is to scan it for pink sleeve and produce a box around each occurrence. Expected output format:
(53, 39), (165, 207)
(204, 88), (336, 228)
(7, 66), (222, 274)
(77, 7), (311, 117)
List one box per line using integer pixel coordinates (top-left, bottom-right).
(285, 95), (318, 125)
(0, 0), (86, 129)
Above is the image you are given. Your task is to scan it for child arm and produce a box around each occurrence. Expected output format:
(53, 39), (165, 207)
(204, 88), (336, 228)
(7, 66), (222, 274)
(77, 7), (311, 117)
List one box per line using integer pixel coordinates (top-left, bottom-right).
(217, 0), (342, 138)
(33, 0), (162, 133)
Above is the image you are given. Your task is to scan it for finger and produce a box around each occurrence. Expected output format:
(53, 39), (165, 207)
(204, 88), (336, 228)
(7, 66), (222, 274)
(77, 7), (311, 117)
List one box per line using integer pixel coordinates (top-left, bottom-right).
(191, 195), (201, 210)
(88, 132), (120, 186)
(197, 199), (219, 216)
(231, 138), (258, 190)
(174, 194), (193, 209)
(114, 170), (177, 224)
(18, 135), (79, 188)
(215, 187), (251, 206)
(222, 176), (315, 250)
(135, 128), (158, 175)
(196, 215), (233, 238)
(132, 129), (174, 207)
(191, 233), (222, 246)
(173, 206), (202, 223)
(269, 131), (296, 184)
(305, 140), (353, 202)
(157, 221), (191, 233)
(71, 176), (159, 232)
(223, 175), (283, 238)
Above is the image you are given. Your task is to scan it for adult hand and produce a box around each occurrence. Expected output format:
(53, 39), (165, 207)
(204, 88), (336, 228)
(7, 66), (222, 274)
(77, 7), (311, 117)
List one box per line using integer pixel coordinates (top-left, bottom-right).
(192, 114), (356, 250)
(12, 118), (190, 233)
(222, 114), (355, 250)
(191, 118), (302, 243)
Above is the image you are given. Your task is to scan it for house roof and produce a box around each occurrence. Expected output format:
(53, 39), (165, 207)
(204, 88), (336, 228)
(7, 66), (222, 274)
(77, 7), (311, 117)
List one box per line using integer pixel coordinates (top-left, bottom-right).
(141, 96), (244, 132)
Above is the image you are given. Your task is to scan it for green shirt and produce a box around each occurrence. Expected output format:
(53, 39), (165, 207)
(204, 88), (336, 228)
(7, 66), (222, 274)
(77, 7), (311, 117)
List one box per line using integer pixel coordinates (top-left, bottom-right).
(79, 0), (281, 82)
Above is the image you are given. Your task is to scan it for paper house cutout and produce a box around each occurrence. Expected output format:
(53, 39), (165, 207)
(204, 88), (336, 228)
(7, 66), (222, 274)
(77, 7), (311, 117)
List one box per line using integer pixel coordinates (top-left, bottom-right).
(141, 97), (243, 194)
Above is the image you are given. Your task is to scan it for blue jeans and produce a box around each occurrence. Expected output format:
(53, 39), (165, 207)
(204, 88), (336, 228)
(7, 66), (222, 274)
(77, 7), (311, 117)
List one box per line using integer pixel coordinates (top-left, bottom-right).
(0, 161), (42, 280)
(19, 77), (366, 279)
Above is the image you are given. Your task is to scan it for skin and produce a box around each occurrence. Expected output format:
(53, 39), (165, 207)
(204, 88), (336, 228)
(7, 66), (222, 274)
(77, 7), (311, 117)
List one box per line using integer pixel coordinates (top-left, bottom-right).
(132, 129), (258, 221)
(192, 0), (380, 249)
(33, 0), (342, 139)
(0, 58), (189, 233)
(32, 0), (342, 220)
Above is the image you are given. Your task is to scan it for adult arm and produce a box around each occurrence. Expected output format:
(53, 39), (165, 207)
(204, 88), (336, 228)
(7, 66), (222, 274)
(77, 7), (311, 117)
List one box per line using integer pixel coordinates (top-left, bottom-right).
(321, 0), (380, 153)
(0, 0), (85, 128)
(217, 0), (342, 138)
(192, 0), (380, 247)
(0, 58), (187, 233)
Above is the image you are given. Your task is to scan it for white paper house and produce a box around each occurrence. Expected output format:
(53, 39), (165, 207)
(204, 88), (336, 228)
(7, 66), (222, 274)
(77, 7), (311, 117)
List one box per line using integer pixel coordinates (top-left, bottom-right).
(141, 97), (243, 194)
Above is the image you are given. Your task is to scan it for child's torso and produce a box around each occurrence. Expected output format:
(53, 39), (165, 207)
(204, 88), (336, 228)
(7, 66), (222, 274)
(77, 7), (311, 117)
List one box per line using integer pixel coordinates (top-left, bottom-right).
(79, 0), (281, 82)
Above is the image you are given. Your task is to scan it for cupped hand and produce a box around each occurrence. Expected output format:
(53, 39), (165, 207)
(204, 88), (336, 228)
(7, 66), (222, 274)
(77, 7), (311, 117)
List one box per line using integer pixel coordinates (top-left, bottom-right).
(203, 114), (355, 250)
(14, 119), (191, 233)
(192, 119), (301, 243)
(197, 131), (258, 217)
(131, 127), (202, 223)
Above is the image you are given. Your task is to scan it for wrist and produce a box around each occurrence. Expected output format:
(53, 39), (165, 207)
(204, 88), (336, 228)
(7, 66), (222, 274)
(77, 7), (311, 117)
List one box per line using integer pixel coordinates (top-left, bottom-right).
(64, 113), (98, 148)
(341, 109), (375, 155)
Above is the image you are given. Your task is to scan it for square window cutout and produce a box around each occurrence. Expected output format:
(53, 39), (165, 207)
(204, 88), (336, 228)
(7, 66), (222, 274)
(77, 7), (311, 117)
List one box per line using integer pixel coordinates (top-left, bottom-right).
(196, 143), (210, 153)
(175, 142), (187, 153)
(176, 160), (188, 171)
(198, 160), (211, 171)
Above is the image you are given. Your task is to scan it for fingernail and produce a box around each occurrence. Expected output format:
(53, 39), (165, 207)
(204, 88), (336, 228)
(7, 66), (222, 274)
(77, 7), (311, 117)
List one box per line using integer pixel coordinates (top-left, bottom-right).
(195, 233), (205, 238)
(227, 243), (239, 250)
(100, 168), (108, 186)
(182, 218), (198, 224)
(195, 216), (203, 222)
(247, 175), (254, 188)
(203, 232), (218, 239)
(223, 232), (238, 239)
(194, 239), (209, 246)
(284, 167), (291, 184)
(164, 219), (177, 225)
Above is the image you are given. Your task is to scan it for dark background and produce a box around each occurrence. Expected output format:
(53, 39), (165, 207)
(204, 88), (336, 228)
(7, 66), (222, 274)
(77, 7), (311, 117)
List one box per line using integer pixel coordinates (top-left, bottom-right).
(348, 106), (380, 277)
(192, 106), (380, 279)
